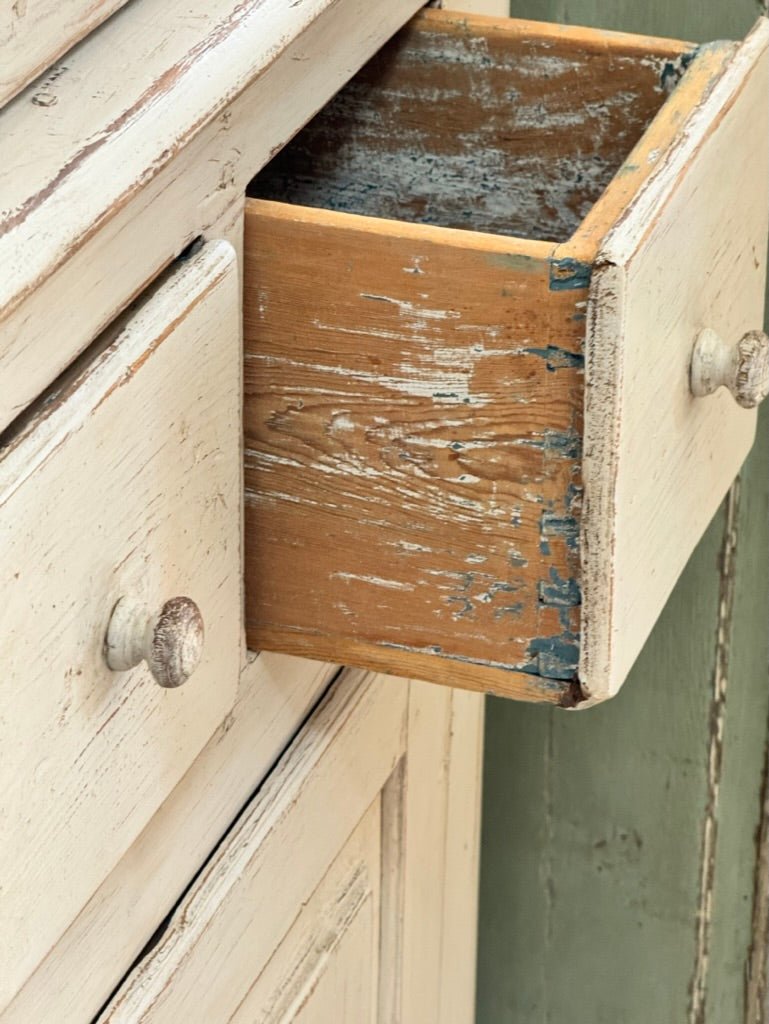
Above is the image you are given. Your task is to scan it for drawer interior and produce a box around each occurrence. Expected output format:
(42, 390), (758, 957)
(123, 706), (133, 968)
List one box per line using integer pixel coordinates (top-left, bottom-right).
(248, 11), (691, 243)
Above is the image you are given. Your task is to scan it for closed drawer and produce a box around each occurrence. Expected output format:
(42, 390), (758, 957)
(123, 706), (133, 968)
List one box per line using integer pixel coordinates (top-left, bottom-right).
(0, 240), (241, 1007)
(243, 9), (769, 705)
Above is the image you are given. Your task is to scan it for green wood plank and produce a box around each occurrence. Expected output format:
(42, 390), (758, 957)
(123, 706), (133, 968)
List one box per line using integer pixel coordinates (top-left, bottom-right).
(477, 2), (769, 1022)
(706, 406), (769, 1021)
(507, 0), (762, 42)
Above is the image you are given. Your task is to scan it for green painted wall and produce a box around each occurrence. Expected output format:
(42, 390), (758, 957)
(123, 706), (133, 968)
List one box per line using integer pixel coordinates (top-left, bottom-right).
(477, 2), (769, 1021)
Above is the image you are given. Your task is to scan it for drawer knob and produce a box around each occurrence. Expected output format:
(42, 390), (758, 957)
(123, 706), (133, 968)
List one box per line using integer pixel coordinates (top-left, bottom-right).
(690, 327), (769, 408)
(105, 596), (205, 688)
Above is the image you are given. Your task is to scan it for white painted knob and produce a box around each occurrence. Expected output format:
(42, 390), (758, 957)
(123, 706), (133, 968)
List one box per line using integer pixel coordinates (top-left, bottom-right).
(691, 327), (769, 409)
(105, 596), (204, 688)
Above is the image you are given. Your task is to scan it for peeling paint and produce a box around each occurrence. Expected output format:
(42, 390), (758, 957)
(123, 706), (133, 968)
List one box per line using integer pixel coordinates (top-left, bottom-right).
(549, 257), (592, 291)
(541, 511), (580, 552)
(527, 632), (579, 680)
(522, 344), (585, 371)
(538, 568), (581, 608)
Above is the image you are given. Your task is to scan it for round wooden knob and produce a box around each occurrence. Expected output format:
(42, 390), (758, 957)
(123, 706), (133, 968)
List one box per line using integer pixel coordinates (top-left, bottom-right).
(105, 596), (204, 688)
(690, 327), (769, 409)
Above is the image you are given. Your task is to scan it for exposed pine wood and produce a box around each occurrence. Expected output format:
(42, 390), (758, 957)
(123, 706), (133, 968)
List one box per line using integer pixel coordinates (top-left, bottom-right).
(244, 201), (583, 703)
(0, 241), (241, 1011)
(243, 9), (757, 702)
(250, 9), (688, 243)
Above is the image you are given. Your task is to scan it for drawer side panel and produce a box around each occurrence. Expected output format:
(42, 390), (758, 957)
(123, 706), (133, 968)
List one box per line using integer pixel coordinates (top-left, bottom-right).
(244, 203), (584, 702)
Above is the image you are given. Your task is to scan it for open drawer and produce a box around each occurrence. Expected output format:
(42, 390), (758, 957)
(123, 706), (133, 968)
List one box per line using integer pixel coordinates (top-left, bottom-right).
(243, 9), (769, 706)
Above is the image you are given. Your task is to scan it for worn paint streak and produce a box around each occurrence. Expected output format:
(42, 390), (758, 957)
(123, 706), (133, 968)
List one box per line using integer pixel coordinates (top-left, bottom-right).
(251, 13), (677, 244)
(548, 257), (592, 291)
(522, 344), (585, 371)
(526, 632), (579, 680)
(688, 480), (740, 1023)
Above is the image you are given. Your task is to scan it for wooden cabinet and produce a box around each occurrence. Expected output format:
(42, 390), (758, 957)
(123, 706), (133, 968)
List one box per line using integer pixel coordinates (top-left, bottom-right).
(97, 671), (482, 1024)
(0, 8), (484, 1020)
(1, 0), (765, 1019)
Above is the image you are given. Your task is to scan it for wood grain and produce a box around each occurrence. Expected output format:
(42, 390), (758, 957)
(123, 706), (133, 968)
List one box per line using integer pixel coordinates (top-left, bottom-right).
(244, 9), (745, 702)
(244, 202), (584, 703)
(250, 9), (688, 243)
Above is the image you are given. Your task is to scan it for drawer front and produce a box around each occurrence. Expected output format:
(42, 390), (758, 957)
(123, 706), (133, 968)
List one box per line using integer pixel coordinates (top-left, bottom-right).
(0, 240), (241, 1007)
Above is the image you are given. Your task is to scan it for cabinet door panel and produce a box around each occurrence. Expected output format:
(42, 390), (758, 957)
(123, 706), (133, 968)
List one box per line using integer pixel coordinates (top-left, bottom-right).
(99, 674), (484, 1024)
(99, 670), (407, 1023)
(233, 799), (382, 1023)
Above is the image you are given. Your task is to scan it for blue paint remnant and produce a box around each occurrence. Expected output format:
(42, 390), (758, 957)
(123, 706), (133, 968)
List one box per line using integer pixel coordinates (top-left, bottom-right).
(527, 632), (579, 680)
(508, 551), (528, 569)
(447, 595), (475, 620)
(544, 429), (581, 459)
(510, 507), (522, 527)
(541, 511), (579, 552)
(519, 429), (581, 459)
(549, 257), (592, 292)
(378, 641), (568, 694)
(538, 568), (581, 608)
(659, 46), (698, 93)
(487, 580), (522, 596)
(522, 344), (585, 372)
(572, 311), (586, 323)
(540, 537), (551, 556)
(493, 603), (524, 620)
(449, 441), (464, 451)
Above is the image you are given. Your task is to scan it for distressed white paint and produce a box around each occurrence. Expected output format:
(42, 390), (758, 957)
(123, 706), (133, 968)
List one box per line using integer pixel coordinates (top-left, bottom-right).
(0, 0), (130, 105)
(2, 654), (338, 1023)
(232, 801), (383, 1023)
(0, 241), (242, 1007)
(0, 0), (426, 434)
(98, 671), (408, 1022)
(0, 0), (486, 1017)
(581, 18), (769, 702)
(97, 671), (483, 1024)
